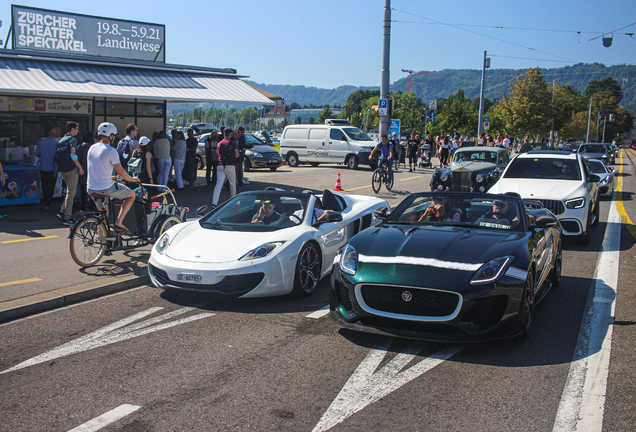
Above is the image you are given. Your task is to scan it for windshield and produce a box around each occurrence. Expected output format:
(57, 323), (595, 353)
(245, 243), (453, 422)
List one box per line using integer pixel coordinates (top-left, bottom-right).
(504, 158), (581, 180)
(343, 127), (373, 141)
(245, 134), (266, 146)
(587, 160), (607, 173)
(385, 193), (525, 232)
(453, 150), (498, 163)
(199, 193), (307, 231)
(579, 144), (606, 154)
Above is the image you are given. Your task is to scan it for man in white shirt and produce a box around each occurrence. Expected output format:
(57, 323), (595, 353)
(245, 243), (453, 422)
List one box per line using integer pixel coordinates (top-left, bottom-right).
(503, 135), (511, 154)
(87, 122), (141, 234)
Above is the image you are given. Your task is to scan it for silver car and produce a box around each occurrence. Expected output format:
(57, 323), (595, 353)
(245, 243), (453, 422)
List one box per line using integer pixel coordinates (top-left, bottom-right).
(196, 133), (283, 171)
(587, 158), (617, 198)
(577, 143), (611, 165)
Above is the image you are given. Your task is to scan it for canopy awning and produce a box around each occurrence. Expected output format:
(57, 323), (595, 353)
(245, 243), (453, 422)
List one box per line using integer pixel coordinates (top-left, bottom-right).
(0, 54), (277, 104)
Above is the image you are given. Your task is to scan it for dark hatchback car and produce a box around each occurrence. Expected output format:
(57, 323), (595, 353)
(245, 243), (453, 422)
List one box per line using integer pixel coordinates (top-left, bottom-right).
(519, 143), (549, 154)
(577, 143), (611, 165)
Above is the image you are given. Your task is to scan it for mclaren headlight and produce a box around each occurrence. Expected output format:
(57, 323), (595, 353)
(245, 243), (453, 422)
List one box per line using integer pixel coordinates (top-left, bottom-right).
(156, 233), (170, 255)
(340, 244), (358, 275)
(440, 173), (449, 182)
(239, 242), (285, 261)
(565, 197), (586, 209)
(476, 174), (484, 183)
(470, 256), (513, 285)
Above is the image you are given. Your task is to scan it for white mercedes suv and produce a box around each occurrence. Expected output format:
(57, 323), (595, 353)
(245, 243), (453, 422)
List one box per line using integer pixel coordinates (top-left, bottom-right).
(488, 151), (600, 244)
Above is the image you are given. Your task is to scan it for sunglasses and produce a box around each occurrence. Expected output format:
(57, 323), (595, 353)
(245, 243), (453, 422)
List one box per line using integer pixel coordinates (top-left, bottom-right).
(493, 200), (508, 207)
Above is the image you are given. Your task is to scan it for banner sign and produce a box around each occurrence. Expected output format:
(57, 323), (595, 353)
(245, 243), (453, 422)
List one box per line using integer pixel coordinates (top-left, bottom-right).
(9, 97), (34, 112)
(12, 5), (165, 62)
(34, 98), (92, 114)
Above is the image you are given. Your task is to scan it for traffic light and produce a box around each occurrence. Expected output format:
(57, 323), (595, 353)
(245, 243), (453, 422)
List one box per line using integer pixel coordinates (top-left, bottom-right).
(388, 99), (393, 117)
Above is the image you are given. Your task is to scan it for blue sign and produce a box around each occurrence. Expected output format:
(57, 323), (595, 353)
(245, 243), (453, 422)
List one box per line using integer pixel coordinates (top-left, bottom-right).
(379, 99), (387, 109)
(389, 119), (401, 139)
(484, 116), (490, 122)
(429, 110), (436, 122)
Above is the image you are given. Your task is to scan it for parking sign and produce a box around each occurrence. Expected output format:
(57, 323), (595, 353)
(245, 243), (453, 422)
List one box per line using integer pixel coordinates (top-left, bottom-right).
(379, 99), (388, 116)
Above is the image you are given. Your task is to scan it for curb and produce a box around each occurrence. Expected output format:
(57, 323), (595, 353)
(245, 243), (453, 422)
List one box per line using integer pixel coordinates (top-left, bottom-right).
(0, 274), (150, 324)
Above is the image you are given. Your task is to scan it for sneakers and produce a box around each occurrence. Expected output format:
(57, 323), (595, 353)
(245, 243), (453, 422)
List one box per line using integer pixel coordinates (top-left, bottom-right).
(55, 212), (65, 222)
(62, 217), (74, 226)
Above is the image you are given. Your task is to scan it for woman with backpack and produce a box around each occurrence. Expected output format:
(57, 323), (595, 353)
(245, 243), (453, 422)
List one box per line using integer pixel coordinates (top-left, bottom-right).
(205, 131), (219, 186)
(211, 128), (239, 208)
(172, 131), (187, 190)
(129, 136), (153, 186)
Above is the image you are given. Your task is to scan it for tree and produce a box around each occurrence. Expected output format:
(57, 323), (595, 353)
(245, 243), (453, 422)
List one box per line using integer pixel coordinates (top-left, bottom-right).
(279, 118), (289, 129)
(586, 77), (622, 103)
(295, 116), (302, 124)
(309, 117), (315, 124)
(317, 105), (333, 124)
(344, 90), (381, 120)
(267, 119), (275, 131)
(392, 91), (426, 134)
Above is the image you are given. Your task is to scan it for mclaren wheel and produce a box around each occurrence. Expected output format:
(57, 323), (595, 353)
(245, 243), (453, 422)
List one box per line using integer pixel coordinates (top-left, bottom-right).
(517, 271), (535, 339)
(69, 217), (108, 267)
(292, 243), (322, 297)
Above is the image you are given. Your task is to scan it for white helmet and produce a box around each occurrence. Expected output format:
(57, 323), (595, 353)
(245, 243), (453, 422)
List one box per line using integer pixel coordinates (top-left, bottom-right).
(98, 122), (117, 137)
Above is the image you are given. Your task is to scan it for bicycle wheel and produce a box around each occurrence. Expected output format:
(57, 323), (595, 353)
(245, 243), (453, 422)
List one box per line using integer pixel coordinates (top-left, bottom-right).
(385, 171), (394, 191)
(372, 169), (382, 194)
(156, 216), (182, 237)
(69, 217), (108, 267)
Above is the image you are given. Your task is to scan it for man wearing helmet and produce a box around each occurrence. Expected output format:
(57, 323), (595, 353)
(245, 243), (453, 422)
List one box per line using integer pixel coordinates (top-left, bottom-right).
(87, 122), (141, 233)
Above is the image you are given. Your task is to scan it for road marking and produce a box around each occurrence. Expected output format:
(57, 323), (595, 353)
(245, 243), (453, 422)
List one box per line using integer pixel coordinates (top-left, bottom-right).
(344, 184), (371, 192)
(0, 235), (59, 244)
(313, 340), (463, 432)
(399, 175), (423, 181)
(0, 278), (43, 288)
(552, 198), (621, 432)
(306, 305), (329, 319)
(0, 306), (215, 375)
(614, 150), (636, 240)
(68, 404), (141, 432)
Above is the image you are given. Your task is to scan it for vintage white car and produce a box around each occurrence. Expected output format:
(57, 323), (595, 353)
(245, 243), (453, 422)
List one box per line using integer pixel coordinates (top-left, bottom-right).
(148, 189), (390, 297)
(488, 151), (600, 244)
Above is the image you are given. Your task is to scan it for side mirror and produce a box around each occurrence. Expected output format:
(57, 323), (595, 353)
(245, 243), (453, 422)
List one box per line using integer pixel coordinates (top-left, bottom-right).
(613, 169), (618, 175)
(373, 207), (390, 221)
(532, 214), (558, 228)
(588, 174), (601, 183)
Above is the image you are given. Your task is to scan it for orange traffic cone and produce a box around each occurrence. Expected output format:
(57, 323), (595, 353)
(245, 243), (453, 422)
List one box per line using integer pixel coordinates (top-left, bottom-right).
(333, 172), (344, 191)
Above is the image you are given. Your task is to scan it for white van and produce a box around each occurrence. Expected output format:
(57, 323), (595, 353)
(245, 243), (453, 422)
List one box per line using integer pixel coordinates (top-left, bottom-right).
(280, 124), (377, 169)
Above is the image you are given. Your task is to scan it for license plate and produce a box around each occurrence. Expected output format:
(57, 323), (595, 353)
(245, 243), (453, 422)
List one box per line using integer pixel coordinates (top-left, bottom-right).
(177, 273), (202, 283)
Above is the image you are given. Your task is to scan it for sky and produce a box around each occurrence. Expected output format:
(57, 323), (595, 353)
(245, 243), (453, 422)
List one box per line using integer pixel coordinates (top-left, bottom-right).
(2, 0), (635, 89)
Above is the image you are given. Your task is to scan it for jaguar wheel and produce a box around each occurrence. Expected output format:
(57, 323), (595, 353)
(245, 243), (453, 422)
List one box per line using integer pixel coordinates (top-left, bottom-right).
(292, 243), (322, 297)
(372, 170), (382, 194)
(69, 217), (108, 267)
(517, 271), (535, 339)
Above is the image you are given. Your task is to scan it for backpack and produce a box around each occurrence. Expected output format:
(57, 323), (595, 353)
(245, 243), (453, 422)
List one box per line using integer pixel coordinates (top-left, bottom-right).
(127, 151), (143, 175)
(55, 136), (76, 172)
(222, 141), (236, 164)
(117, 137), (132, 169)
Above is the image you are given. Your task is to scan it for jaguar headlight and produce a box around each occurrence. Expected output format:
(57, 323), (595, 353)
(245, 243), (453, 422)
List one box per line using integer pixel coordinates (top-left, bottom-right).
(470, 256), (513, 285)
(440, 173), (449, 182)
(239, 241), (285, 261)
(156, 233), (170, 255)
(476, 174), (484, 183)
(565, 197), (585, 209)
(340, 244), (358, 275)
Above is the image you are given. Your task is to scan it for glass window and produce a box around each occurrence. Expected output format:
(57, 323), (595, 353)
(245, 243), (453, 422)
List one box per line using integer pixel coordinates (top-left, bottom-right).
(330, 129), (346, 140)
(137, 103), (165, 117)
(343, 127), (373, 141)
(93, 100), (105, 115)
(105, 102), (134, 116)
(504, 158), (581, 181)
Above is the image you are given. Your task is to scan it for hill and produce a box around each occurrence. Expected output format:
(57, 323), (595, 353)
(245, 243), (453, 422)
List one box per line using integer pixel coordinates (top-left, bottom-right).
(248, 63), (636, 110)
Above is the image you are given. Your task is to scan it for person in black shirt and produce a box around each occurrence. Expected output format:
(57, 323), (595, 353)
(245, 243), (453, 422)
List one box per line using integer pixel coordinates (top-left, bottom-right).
(407, 133), (420, 172)
(251, 199), (281, 225)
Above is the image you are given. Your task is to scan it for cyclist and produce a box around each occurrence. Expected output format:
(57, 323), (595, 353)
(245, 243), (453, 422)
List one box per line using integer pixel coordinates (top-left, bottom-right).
(87, 122), (141, 234)
(369, 134), (394, 184)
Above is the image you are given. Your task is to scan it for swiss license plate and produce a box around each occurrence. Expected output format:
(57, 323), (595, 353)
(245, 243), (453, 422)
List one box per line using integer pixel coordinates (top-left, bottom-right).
(177, 273), (201, 283)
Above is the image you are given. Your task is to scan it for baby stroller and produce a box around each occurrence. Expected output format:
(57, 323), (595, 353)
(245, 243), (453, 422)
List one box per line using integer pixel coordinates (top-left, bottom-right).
(418, 143), (432, 168)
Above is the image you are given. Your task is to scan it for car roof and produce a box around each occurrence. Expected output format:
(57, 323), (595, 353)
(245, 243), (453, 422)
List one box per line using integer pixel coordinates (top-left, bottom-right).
(517, 150), (577, 158)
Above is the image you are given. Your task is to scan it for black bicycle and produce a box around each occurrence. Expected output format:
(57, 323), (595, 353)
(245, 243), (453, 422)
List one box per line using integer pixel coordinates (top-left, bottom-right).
(69, 184), (187, 267)
(372, 158), (394, 193)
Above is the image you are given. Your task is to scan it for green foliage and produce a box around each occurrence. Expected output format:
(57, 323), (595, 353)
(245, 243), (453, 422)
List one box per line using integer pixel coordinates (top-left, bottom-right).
(317, 105), (333, 124)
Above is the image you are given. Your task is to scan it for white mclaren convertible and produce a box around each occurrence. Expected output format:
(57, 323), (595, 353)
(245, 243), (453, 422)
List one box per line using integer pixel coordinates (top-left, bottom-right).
(148, 189), (390, 298)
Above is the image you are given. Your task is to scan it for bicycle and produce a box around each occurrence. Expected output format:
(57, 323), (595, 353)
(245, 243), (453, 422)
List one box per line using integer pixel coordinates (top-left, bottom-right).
(372, 158), (394, 193)
(68, 183), (187, 267)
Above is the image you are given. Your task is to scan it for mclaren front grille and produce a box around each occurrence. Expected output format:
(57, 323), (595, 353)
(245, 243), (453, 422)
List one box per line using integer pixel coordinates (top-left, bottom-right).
(149, 264), (264, 295)
(538, 199), (565, 215)
(451, 169), (472, 192)
(359, 284), (460, 317)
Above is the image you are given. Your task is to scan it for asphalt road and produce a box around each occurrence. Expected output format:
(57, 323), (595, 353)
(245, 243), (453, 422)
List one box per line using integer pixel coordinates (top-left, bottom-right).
(1, 150), (635, 431)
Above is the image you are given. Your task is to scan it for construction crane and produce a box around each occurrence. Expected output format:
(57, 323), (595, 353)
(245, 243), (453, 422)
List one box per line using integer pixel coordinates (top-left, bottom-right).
(401, 69), (440, 92)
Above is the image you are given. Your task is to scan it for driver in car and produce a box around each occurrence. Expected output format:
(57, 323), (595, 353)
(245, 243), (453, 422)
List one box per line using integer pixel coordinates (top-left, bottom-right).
(560, 162), (576, 179)
(251, 199), (280, 225)
(476, 199), (518, 225)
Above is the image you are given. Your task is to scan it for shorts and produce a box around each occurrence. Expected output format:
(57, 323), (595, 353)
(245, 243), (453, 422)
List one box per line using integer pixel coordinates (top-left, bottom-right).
(88, 183), (133, 208)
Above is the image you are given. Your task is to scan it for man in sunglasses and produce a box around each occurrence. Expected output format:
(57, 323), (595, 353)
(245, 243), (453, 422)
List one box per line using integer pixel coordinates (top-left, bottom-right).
(476, 198), (518, 225)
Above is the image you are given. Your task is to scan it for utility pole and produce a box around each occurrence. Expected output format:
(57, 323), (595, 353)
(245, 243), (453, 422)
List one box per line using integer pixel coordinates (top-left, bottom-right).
(379, 0), (391, 136)
(586, 95), (593, 143)
(595, 110), (601, 142)
(550, 80), (555, 148)
(602, 115), (607, 142)
(477, 51), (490, 139)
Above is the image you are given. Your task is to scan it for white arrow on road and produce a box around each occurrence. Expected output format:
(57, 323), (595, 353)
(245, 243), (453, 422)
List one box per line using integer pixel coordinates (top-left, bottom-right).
(1, 307), (215, 375)
(313, 340), (463, 432)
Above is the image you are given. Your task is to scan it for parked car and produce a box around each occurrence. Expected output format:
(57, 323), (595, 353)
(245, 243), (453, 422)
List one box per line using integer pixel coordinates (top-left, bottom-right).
(562, 142), (582, 153)
(149, 189), (389, 298)
(196, 133), (283, 171)
(577, 143), (610, 165)
(488, 151), (600, 244)
(430, 147), (510, 192)
(189, 123), (219, 136)
(586, 158), (617, 198)
(329, 191), (562, 341)
(519, 143), (548, 154)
